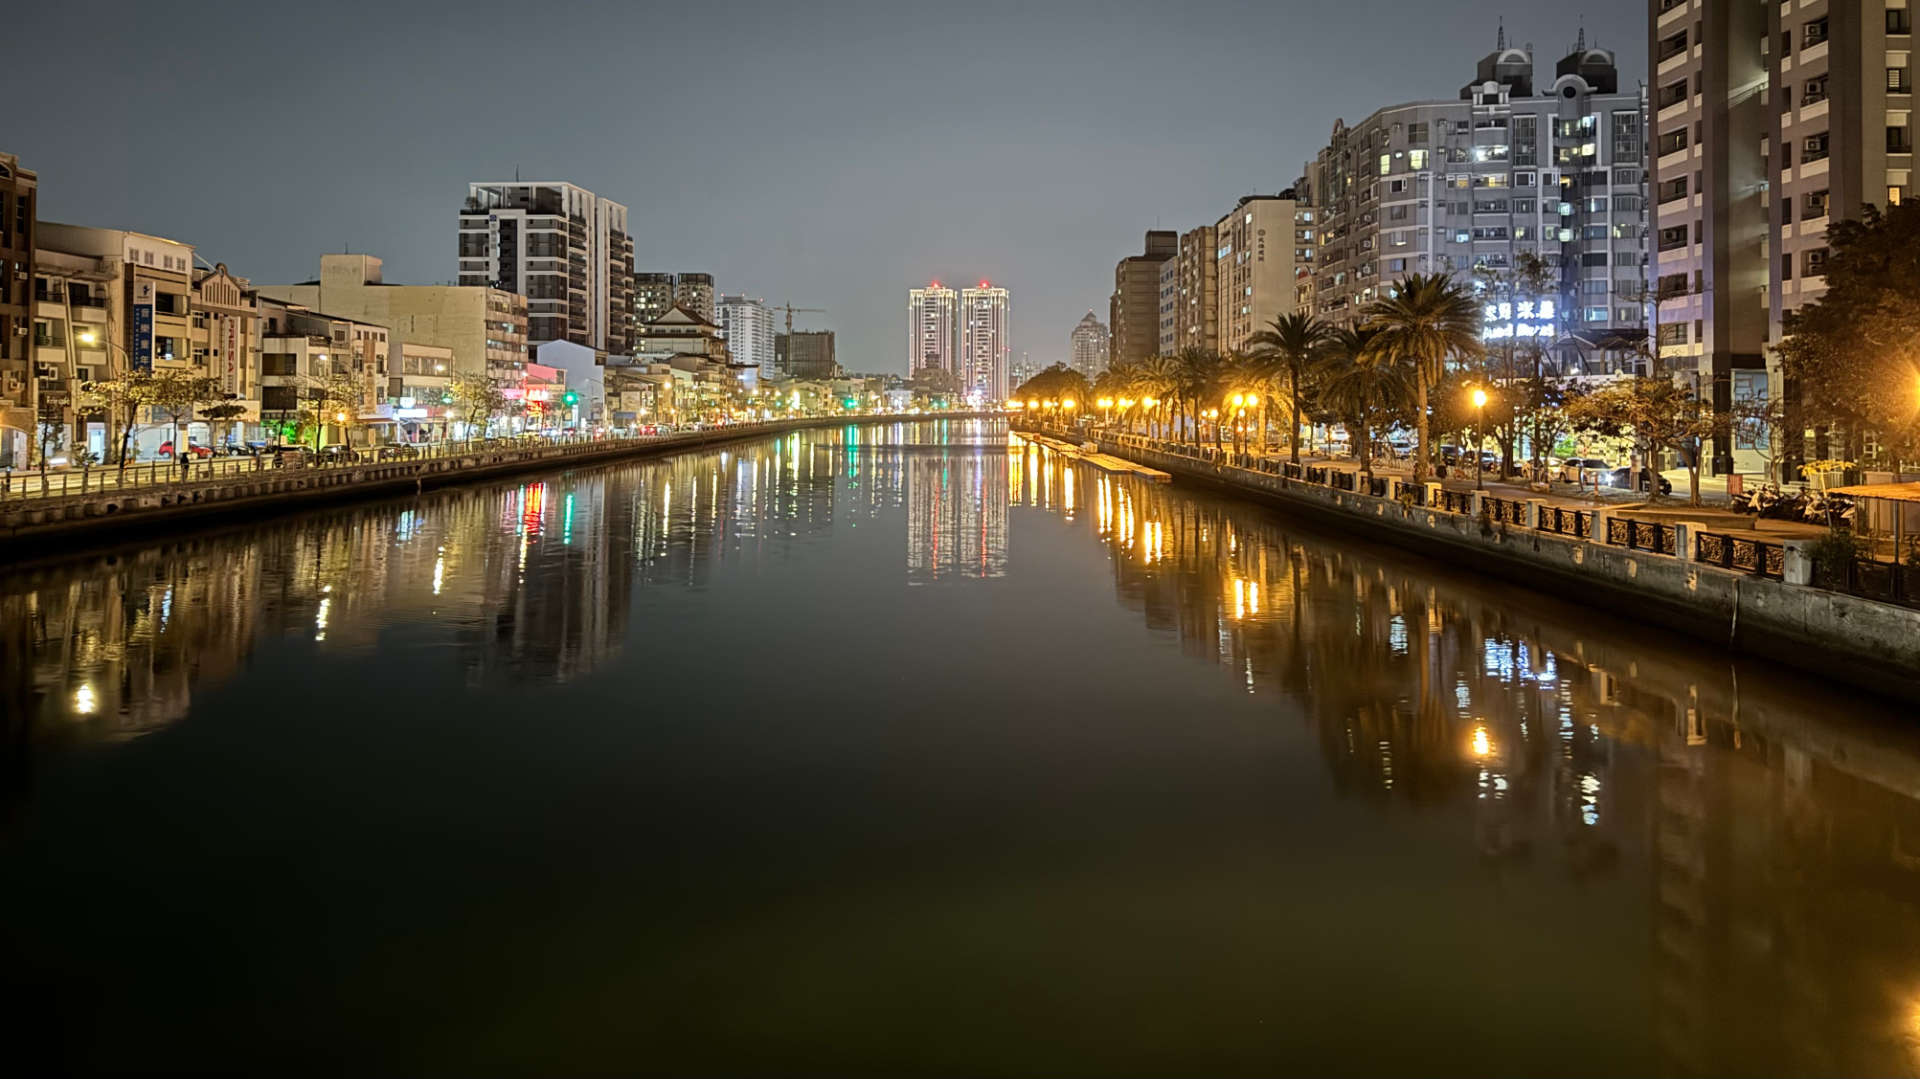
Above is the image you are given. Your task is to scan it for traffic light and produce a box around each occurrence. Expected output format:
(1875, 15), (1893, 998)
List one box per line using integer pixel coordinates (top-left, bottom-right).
(843, 397), (857, 409)
(440, 392), (454, 404)
(563, 390), (579, 407)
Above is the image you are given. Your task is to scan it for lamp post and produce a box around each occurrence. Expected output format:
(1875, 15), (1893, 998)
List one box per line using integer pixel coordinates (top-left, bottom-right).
(1470, 386), (1489, 490)
(1229, 391), (1260, 457)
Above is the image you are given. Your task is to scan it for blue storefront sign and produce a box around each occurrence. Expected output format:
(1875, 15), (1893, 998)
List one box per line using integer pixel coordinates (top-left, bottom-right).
(130, 280), (155, 372)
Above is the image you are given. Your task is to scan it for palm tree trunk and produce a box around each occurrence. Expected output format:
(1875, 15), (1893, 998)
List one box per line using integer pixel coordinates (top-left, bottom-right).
(1288, 363), (1301, 464)
(1413, 370), (1430, 483)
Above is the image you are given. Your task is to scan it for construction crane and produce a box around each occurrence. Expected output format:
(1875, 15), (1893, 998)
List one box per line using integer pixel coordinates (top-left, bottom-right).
(769, 303), (826, 342)
(768, 303), (826, 376)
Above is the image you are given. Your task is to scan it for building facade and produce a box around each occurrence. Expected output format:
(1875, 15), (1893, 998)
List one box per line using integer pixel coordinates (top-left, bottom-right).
(1070, 311), (1110, 377)
(1110, 230), (1176, 366)
(259, 254), (529, 387)
(1175, 224), (1220, 354)
(781, 330), (837, 379)
(673, 273), (715, 322)
(257, 296), (391, 448)
(959, 282), (1010, 400)
(0, 152), (37, 466)
(715, 294), (776, 382)
(634, 272), (676, 325)
(35, 223), (201, 457)
(907, 282), (958, 378)
(1215, 196), (1306, 353)
(1650, 0), (1912, 474)
(1307, 39), (1649, 378)
(458, 181), (634, 354)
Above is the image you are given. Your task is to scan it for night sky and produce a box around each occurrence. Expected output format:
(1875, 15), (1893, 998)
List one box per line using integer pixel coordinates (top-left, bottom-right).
(5, 0), (1642, 374)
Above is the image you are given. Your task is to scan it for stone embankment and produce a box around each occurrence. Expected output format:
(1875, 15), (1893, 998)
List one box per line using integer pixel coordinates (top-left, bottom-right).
(1, 414), (995, 554)
(1020, 422), (1920, 700)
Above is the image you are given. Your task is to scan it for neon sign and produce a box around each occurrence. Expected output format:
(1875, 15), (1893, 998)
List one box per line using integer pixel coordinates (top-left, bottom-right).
(1482, 299), (1557, 340)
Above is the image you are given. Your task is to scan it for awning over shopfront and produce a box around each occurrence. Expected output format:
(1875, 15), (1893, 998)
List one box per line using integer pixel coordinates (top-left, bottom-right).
(1828, 482), (1920, 504)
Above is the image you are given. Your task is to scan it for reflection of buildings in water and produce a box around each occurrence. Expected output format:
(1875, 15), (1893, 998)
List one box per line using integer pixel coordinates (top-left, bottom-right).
(3, 547), (265, 742)
(1034, 456), (1920, 1076)
(906, 450), (1009, 584)
(1, 420), (1004, 744)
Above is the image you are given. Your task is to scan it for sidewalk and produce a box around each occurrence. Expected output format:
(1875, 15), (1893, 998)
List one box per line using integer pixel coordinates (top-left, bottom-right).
(1092, 429), (1831, 543)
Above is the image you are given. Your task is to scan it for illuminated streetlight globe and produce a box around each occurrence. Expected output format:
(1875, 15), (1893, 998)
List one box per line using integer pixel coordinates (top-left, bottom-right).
(1471, 387), (1489, 409)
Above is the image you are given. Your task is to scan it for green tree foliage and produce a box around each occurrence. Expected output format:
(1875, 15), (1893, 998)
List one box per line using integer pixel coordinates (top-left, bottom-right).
(1011, 364), (1092, 412)
(448, 372), (507, 440)
(1567, 378), (1726, 505)
(1778, 202), (1920, 467)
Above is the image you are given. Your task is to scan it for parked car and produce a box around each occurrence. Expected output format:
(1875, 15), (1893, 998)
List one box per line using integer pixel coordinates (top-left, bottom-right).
(318, 444), (362, 464)
(158, 440), (213, 459)
(213, 442), (253, 457)
(273, 446), (315, 469)
(375, 444), (420, 461)
(1557, 457), (1611, 482)
(1604, 465), (1673, 495)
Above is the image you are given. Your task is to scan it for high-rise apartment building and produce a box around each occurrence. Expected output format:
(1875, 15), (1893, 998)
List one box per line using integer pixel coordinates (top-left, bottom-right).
(1070, 311), (1110, 376)
(1650, 0), (1912, 474)
(1111, 230), (1177, 366)
(1175, 224), (1220, 353)
(1307, 38), (1649, 376)
(1215, 196), (1307, 353)
(780, 330), (837, 379)
(907, 281), (958, 378)
(674, 273), (715, 321)
(457, 181), (634, 354)
(960, 282), (1011, 400)
(634, 272), (676, 325)
(715, 294), (776, 381)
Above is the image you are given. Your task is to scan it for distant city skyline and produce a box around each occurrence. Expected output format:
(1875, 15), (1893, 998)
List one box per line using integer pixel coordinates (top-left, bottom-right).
(3, 0), (1643, 375)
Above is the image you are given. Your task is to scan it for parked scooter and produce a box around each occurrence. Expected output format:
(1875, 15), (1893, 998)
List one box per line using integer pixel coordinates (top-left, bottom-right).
(1734, 482), (1779, 515)
(1758, 486), (1809, 520)
(1801, 490), (1857, 529)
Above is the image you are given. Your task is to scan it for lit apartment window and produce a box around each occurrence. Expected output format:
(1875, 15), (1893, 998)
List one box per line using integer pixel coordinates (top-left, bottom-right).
(1891, 67), (1913, 92)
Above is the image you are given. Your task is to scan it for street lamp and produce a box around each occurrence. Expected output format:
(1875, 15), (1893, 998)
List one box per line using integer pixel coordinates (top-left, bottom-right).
(1229, 392), (1260, 455)
(1470, 386), (1489, 490)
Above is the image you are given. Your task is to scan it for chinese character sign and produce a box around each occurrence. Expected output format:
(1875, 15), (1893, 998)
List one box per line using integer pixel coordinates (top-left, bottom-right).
(1482, 298), (1558, 340)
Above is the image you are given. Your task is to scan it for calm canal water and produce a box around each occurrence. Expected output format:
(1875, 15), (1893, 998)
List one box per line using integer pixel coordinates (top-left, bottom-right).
(3, 418), (1918, 1076)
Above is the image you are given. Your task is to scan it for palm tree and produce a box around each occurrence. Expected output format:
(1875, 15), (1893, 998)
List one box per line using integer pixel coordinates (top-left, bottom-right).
(1363, 273), (1484, 482)
(1249, 313), (1330, 464)
(1172, 347), (1228, 446)
(1314, 326), (1407, 478)
(1138, 353), (1180, 439)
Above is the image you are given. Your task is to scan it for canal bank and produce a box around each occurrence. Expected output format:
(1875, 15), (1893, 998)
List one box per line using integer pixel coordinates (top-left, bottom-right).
(0, 413), (997, 556)
(1019, 422), (1920, 700)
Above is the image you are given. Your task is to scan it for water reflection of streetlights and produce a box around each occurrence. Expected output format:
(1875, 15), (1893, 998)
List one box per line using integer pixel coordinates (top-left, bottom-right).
(1471, 724), (1492, 758)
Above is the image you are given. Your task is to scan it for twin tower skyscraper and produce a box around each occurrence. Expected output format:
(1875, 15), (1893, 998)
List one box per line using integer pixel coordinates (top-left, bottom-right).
(907, 280), (1009, 402)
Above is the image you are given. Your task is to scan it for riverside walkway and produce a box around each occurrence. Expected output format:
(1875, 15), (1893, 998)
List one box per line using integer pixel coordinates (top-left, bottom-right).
(1, 412), (999, 552)
(1016, 419), (1920, 698)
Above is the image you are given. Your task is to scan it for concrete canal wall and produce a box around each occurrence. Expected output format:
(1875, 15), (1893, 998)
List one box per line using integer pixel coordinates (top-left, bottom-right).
(1035, 426), (1920, 700)
(0, 413), (996, 555)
